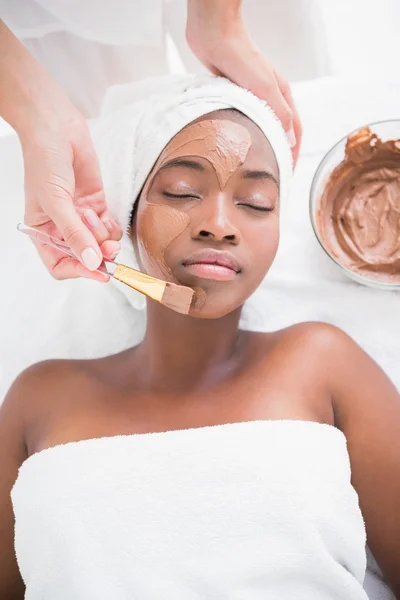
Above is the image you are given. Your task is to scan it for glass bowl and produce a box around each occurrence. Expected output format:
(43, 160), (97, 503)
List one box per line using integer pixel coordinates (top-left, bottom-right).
(309, 119), (400, 291)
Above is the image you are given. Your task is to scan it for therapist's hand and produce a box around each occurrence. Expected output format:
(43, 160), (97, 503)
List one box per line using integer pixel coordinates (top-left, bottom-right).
(0, 20), (122, 281)
(186, 0), (302, 165)
(20, 111), (122, 282)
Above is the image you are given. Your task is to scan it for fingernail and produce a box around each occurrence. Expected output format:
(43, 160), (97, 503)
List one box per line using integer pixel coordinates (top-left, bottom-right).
(84, 208), (102, 229)
(109, 250), (119, 260)
(81, 247), (101, 271)
(286, 128), (296, 148)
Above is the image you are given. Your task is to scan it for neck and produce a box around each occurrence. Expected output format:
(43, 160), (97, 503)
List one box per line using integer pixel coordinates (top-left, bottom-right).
(135, 300), (244, 392)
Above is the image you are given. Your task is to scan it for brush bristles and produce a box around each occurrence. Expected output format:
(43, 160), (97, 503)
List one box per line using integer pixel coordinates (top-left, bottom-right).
(113, 264), (194, 315)
(161, 282), (195, 314)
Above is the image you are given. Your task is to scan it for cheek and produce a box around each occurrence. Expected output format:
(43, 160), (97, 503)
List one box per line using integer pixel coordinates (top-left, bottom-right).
(258, 221), (280, 267)
(245, 214), (280, 276)
(245, 224), (279, 297)
(136, 203), (190, 281)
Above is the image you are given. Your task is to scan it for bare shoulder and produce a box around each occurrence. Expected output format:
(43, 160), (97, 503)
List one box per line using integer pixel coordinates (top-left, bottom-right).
(8, 354), (116, 396)
(8, 359), (74, 390)
(263, 320), (396, 400)
(276, 320), (355, 351)
(4, 359), (92, 407)
(279, 321), (397, 398)
(245, 323), (360, 426)
(253, 321), (358, 369)
(4, 358), (105, 438)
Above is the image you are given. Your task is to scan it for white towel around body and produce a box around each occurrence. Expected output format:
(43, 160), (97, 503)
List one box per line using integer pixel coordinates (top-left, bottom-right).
(11, 420), (368, 600)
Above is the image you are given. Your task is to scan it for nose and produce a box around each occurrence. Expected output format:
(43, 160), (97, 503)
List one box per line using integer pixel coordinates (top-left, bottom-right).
(192, 196), (240, 244)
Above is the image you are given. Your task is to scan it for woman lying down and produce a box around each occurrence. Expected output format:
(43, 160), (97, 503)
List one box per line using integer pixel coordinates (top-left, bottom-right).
(1, 75), (399, 600)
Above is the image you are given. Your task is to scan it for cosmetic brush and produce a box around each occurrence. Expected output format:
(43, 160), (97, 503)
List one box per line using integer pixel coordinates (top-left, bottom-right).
(17, 223), (195, 315)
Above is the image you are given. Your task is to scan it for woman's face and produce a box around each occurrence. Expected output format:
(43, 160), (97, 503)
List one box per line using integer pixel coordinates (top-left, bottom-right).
(131, 110), (280, 319)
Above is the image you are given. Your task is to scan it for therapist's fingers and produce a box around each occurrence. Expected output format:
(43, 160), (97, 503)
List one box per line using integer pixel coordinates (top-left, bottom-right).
(82, 209), (116, 246)
(33, 230), (120, 280)
(49, 134), (105, 271)
(34, 239), (110, 282)
(22, 112), (122, 279)
(46, 202), (104, 272)
(99, 211), (123, 241)
(101, 240), (121, 261)
(28, 219), (102, 280)
(22, 134), (103, 273)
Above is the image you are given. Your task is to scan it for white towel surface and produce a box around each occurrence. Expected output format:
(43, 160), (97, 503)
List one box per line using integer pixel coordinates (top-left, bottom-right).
(90, 74), (292, 310)
(11, 420), (368, 600)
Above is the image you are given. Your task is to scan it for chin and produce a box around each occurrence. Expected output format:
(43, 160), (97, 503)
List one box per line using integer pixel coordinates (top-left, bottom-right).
(188, 288), (246, 319)
(170, 267), (261, 319)
(189, 304), (242, 320)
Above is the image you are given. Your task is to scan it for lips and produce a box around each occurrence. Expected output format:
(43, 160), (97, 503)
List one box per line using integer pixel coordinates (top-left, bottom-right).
(182, 249), (241, 282)
(183, 249), (241, 272)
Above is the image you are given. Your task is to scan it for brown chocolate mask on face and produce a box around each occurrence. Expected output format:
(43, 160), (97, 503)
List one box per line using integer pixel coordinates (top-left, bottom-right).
(135, 119), (252, 288)
(159, 120), (252, 189)
(137, 204), (190, 281)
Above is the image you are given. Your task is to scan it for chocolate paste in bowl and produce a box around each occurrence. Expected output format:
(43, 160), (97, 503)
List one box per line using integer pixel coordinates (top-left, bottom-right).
(317, 127), (400, 283)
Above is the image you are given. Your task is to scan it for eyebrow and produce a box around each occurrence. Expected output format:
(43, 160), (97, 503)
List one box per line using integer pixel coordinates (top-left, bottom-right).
(242, 169), (279, 186)
(159, 158), (206, 173)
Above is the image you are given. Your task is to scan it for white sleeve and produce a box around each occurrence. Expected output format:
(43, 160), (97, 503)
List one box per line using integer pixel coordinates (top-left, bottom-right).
(0, 0), (163, 46)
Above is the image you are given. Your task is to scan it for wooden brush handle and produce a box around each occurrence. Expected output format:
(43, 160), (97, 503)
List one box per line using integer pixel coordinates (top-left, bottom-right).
(113, 264), (165, 301)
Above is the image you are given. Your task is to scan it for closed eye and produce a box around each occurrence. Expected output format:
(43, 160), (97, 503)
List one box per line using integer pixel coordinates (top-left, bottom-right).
(238, 203), (275, 212)
(163, 192), (201, 200)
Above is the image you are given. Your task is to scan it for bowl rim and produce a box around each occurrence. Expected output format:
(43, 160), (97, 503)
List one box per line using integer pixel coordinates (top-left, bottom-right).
(309, 118), (400, 290)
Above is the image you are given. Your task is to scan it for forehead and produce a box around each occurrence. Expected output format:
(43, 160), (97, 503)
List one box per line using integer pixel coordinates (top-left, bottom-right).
(164, 109), (279, 179)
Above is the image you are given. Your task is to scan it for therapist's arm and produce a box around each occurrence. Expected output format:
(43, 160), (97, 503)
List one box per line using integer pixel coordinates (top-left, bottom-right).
(0, 20), (121, 280)
(186, 0), (302, 164)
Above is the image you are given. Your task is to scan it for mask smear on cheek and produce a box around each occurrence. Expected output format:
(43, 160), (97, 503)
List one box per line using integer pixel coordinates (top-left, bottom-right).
(189, 286), (207, 312)
(137, 203), (190, 282)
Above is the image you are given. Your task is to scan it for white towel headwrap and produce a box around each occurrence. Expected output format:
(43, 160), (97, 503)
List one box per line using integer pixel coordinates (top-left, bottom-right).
(91, 74), (292, 310)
